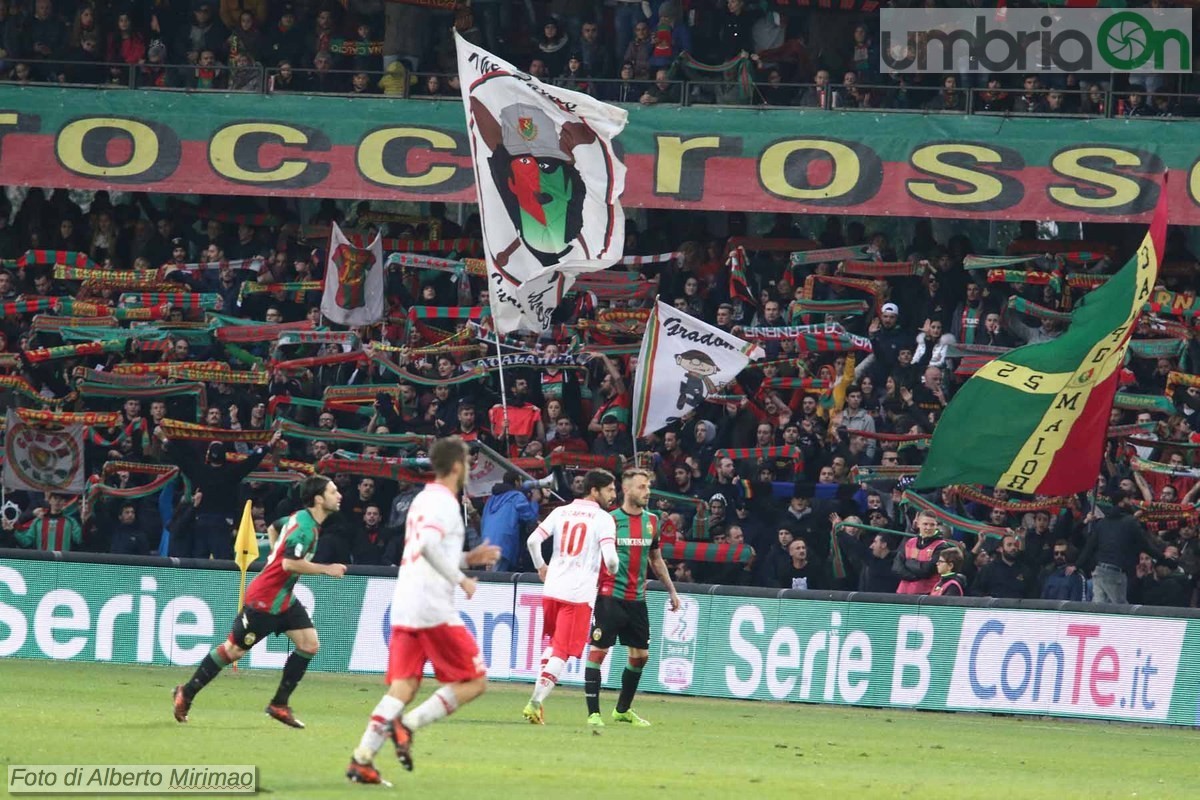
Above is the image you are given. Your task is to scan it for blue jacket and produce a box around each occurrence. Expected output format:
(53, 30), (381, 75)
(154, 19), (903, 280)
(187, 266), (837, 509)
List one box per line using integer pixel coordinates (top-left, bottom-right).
(480, 485), (540, 566)
(1040, 565), (1085, 601)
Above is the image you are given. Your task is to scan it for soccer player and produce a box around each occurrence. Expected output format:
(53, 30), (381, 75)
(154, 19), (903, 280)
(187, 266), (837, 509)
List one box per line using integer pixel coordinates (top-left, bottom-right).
(346, 436), (500, 784)
(585, 468), (681, 727)
(172, 475), (345, 728)
(521, 469), (619, 724)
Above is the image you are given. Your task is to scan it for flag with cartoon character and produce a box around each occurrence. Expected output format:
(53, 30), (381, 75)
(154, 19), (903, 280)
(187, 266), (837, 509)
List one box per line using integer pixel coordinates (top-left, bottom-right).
(633, 300), (764, 438)
(455, 32), (628, 334)
(320, 221), (385, 327)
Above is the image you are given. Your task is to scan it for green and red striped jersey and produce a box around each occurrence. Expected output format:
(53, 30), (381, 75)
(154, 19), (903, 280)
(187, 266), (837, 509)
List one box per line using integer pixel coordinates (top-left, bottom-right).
(598, 508), (659, 602)
(244, 509), (319, 614)
(15, 514), (82, 552)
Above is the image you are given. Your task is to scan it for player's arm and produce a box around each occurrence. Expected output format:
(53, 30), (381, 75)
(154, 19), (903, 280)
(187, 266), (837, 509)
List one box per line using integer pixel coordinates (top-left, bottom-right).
(598, 516), (619, 575)
(283, 558), (346, 577)
(526, 510), (558, 574)
(409, 514), (473, 591)
(647, 519), (682, 611)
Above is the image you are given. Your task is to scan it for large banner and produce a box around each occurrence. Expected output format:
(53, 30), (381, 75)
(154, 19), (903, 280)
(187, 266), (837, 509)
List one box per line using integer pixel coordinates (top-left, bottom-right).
(4, 86), (1200, 222)
(3, 558), (1199, 725)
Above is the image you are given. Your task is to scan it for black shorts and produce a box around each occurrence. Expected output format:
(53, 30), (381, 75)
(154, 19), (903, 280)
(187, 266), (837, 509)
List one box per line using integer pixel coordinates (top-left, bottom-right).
(228, 603), (313, 649)
(590, 596), (650, 650)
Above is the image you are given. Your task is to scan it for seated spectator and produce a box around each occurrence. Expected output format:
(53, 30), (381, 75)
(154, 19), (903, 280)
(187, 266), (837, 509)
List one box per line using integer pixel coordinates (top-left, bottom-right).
(1039, 540), (1084, 601)
(640, 69), (679, 105)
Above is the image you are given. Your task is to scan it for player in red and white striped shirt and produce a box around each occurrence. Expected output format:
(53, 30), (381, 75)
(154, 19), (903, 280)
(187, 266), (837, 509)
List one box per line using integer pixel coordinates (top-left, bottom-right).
(522, 469), (619, 724)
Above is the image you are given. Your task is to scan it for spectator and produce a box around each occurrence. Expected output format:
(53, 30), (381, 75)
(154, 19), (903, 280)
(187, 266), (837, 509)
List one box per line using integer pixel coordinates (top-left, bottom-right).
(931, 547), (967, 597)
(266, 4), (304, 67)
(972, 533), (1033, 598)
(776, 539), (828, 590)
(649, 2), (690, 72)
(1039, 540), (1084, 601)
(577, 19), (612, 79)
(481, 472), (541, 572)
(537, 17), (570, 77)
(108, 502), (150, 555)
(623, 20), (652, 80)
(24, 0), (68, 65)
(107, 11), (146, 67)
(1078, 490), (1164, 604)
(893, 511), (954, 594)
(176, 2), (228, 66)
(613, 0), (649, 63)
(639, 68), (679, 105)
(188, 48), (228, 90)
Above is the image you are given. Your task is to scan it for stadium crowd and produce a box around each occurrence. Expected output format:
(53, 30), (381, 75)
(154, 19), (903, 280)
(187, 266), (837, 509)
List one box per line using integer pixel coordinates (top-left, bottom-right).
(1, 0), (1197, 115)
(0, 182), (1197, 611)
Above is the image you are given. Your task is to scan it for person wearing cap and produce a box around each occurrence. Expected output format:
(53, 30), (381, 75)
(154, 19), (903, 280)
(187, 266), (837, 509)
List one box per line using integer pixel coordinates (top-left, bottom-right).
(266, 3), (304, 67)
(175, 2), (228, 67)
(1078, 489), (1165, 604)
(1131, 546), (1191, 607)
(157, 426), (283, 560)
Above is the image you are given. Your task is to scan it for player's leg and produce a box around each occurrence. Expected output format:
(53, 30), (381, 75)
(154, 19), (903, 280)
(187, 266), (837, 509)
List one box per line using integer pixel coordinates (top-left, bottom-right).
(265, 616), (318, 728)
(350, 628), (425, 778)
(611, 601), (652, 727)
(401, 624), (488, 734)
(585, 596), (623, 723)
(173, 609), (255, 722)
(527, 601), (589, 720)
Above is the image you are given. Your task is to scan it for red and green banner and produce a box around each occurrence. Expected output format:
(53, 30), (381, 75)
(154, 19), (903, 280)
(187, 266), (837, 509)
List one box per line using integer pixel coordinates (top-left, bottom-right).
(2, 86), (1198, 222)
(914, 192), (1166, 495)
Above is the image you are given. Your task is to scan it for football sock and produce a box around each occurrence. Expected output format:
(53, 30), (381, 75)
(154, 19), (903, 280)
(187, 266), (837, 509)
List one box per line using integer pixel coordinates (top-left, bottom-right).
(531, 656), (565, 704)
(584, 666), (602, 716)
(402, 686), (459, 731)
(354, 695), (404, 763)
(616, 664), (643, 713)
(538, 646), (553, 674)
(270, 649), (314, 706)
(183, 644), (231, 699)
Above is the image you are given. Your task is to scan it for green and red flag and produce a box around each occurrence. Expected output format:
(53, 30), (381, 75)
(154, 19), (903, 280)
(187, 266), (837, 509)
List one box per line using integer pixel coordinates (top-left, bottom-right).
(320, 221), (384, 327)
(913, 190), (1165, 495)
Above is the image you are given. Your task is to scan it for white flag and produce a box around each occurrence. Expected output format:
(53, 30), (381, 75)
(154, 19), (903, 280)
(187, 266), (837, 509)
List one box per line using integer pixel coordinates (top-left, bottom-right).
(632, 300), (764, 438)
(455, 32), (628, 334)
(3, 416), (86, 494)
(321, 222), (385, 327)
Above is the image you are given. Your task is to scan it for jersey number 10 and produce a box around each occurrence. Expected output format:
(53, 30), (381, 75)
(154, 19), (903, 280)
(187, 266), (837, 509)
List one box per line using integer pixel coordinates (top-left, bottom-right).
(561, 522), (587, 556)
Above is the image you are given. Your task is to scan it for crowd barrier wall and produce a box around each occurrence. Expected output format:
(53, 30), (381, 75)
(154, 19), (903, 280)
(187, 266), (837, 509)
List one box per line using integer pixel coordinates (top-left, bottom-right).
(2, 550), (1196, 726)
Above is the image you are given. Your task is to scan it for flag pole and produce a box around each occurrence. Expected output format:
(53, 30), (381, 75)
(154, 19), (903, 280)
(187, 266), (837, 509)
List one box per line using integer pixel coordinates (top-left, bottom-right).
(494, 328), (511, 454)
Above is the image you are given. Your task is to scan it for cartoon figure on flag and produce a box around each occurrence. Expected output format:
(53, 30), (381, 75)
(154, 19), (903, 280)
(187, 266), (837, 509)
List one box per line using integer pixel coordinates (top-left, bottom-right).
(456, 32), (628, 333)
(675, 350), (720, 410)
(320, 221), (385, 327)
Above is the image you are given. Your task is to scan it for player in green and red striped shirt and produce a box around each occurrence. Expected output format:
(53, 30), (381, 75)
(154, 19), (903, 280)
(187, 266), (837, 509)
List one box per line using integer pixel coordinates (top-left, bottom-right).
(585, 468), (681, 728)
(172, 475), (345, 729)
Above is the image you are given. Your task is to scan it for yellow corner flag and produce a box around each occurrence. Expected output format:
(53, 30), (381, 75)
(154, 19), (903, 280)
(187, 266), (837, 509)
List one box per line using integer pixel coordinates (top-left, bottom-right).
(232, 500), (257, 674)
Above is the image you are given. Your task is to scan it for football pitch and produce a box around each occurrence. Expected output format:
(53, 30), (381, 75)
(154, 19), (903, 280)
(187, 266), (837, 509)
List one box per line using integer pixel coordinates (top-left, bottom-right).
(2, 660), (1194, 800)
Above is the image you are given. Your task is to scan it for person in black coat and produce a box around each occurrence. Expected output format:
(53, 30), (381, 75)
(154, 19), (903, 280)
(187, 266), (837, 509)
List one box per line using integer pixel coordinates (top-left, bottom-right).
(1078, 489), (1165, 604)
(157, 428), (282, 560)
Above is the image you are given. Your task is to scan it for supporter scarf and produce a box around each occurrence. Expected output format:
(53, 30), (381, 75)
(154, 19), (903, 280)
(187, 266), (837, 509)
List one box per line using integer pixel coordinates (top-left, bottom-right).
(59, 327), (171, 343)
(789, 299), (870, 320)
(315, 457), (430, 483)
(954, 355), (998, 379)
(850, 430), (933, 445)
(1130, 454), (1200, 478)
(278, 420), (430, 448)
(368, 354), (487, 386)
(31, 314), (118, 333)
(323, 385), (399, 404)
(597, 308), (650, 324)
(1128, 339), (1186, 359)
(22, 340), (125, 363)
(54, 266), (165, 287)
(1130, 500), (1200, 523)
(900, 491), (1010, 539)
(238, 281), (323, 304)
(650, 488), (710, 539)
(812, 274), (881, 298)
(168, 365), (268, 385)
(114, 361), (226, 376)
(620, 252), (679, 266)
(986, 269), (1062, 294)
(547, 451), (621, 472)
(373, 342), (484, 358)
(245, 471), (308, 484)
(159, 258), (265, 277)
(944, 342), (1012, 358)
(0, 298), (59, 317)
(1007, 296), (1071, 323)
(573, 319), (645, 336)
(18, 249), (96, 269)
(1110, 422), (1158, 440)
(958, 303), (982, 345)
(850, 465), (921, 483)
(1144, 301), (1200, 319)
(88, 417), (150, 450)
(1166, 371), (1200, 398)
(159, 419), (274, 443)
(739, 326), (872, 353)
(407, 306), (487, 321)
(1113, 393), (1176, 414)
(214, 321), (315, 343)
(271, 351), (366, 372)
(460, 353), (590, 371)
(71, 367), (159, 387)
(759, 377), (830, 391)
(840, 260), (924, 277)
(306, 227), (481, 254)
(275, 331), (359, 349)
(119, 293), (220, 311)
(1066, 274), (1109, 289)
(17, 409), (121, 427)
(660, 540), (752, 565)
(115, 305), (172, 321)
(672, 52), (754, 101)
(789, 246), (871, 267)
(953, 484), (1069, 512)
(225, 452), (314, 474)
(387, 252), (469, 275)
(328, 37), (383, 55)
(713, 446), (803, 465)
(225, 343), (265, 368)
(87, 469), (179, 503)
(963, 254), (1040, 269)
(1143, 316), (1193, 340)
(79, 380), (205, 407)
(0, 375), (76, 406)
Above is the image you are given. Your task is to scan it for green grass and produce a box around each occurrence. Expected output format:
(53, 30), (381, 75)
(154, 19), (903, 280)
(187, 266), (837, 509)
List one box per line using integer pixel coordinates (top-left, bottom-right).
(1, 659), (1196, 799)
